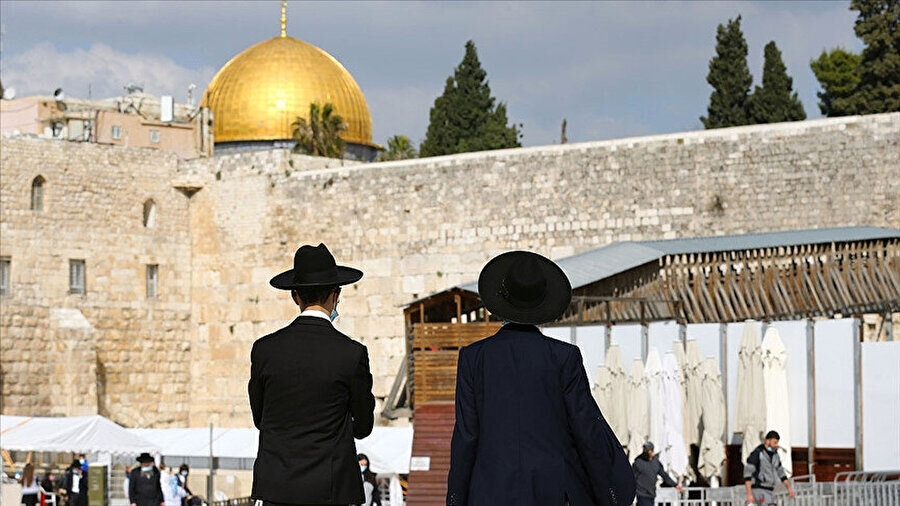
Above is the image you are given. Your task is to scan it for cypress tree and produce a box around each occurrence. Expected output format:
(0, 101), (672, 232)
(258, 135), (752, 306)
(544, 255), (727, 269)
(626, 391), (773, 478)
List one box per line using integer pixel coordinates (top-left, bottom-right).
(810, 48), (862, 116)
(748, 41), (806, 123)
(841, 0), (900, 114)
(701, 16), (753, 129)
(420, 41), (520, 157)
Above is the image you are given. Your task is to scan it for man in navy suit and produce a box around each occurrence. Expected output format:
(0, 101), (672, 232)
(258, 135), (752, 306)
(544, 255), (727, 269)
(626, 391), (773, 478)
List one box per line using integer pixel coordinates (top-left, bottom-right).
(447, 251), (635, 506)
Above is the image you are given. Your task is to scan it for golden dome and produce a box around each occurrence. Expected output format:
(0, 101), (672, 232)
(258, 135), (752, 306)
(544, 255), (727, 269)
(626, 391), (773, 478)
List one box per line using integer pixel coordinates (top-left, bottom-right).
(201, 35), (374, 147)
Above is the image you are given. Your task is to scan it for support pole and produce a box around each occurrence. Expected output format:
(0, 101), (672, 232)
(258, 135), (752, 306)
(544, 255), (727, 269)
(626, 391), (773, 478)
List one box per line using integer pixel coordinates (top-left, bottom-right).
(806, 319), (816, 478)
(207, 423), (215, 504)
(640, 323), (649, 362)
(852, 317), (863, 471)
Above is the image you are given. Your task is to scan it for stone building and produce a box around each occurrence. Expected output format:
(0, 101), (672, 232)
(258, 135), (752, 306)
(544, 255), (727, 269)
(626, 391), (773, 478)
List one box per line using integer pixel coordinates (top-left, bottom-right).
(0, 112), (898, 428)
(0, 88), (213, 160)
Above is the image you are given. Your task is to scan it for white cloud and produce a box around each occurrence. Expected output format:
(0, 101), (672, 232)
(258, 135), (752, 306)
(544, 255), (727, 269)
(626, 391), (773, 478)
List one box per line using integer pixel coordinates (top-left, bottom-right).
(3, 42), (216, 102)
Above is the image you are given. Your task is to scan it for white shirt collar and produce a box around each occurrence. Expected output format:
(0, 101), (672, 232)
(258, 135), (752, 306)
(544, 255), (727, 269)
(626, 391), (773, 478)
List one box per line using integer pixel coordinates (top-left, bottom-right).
(300, 309), (331, 321)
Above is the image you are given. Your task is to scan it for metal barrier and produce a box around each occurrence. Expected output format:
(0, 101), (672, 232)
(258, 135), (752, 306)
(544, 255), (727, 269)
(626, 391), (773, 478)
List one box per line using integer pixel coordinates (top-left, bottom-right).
(647, 472), (900, 505)
(211, 497), (253, 506)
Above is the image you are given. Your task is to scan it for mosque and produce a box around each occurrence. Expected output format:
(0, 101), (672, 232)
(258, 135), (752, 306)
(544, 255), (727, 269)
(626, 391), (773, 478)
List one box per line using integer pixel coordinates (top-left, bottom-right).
(201, 2), (379, 160)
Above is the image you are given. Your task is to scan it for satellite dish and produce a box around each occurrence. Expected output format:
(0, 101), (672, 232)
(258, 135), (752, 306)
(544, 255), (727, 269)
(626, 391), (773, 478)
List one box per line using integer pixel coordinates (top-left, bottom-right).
(53, 88), (65, 101)
(2, 87), (15, 100)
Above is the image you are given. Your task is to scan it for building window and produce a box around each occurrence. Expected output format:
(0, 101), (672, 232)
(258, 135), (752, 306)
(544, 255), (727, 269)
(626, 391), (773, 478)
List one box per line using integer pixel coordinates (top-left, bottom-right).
(149, 129), (160, 144)
(0, 257), (10, 295)
(111, 125), (122, 140)
(146, 264), (158, 298)
(143, 199), (157, 228)
(31, 176), (45, 211)
(69, 259), (86, 294)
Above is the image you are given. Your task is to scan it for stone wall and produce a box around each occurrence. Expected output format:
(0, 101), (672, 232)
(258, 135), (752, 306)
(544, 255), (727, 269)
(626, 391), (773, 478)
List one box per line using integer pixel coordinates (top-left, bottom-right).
(1, 113), (898, 428)
(181, 113), (899, 426)
(0, 138), (193, 426)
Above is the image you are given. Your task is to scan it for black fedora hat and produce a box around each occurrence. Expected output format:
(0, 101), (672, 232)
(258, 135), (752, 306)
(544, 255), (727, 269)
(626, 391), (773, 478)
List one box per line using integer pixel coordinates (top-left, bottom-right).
(478, 251), (572, 325)
(136, 452), (154, 464)
(270, 243), (363, 290)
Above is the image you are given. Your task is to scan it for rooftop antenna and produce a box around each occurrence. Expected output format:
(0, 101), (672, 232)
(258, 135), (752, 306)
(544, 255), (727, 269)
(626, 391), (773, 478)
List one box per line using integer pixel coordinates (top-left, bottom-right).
(280, 0), (287, 37)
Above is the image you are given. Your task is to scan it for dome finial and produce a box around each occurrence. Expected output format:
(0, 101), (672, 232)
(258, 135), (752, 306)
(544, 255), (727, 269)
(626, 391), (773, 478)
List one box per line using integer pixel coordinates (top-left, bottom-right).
(280, 0), (287, 37)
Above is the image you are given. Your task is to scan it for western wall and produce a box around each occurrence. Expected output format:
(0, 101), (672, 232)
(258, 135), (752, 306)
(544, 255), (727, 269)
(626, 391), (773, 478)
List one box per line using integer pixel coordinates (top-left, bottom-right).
(1, 112), (898, 428)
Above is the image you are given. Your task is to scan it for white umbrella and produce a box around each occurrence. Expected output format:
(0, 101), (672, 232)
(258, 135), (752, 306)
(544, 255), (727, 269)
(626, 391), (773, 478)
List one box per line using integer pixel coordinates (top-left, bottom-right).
(699, 357), (727, 481)
(592, 365), (613, 416)
(626, 358), (650, 459)
(645, 347), (665, 457)
(684, 339), (705, 447)
(660, 351), (689, 478)
(605, 345), (629, 444)
(762, 327), (792, 476)
(735, 321), (767, 461)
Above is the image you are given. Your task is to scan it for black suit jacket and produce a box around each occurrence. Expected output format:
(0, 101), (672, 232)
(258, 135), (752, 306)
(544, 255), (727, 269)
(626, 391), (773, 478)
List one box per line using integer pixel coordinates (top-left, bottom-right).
(128, 467), (163, 506)
(249, 315), (376, 504)
(447, 324), (636, 506)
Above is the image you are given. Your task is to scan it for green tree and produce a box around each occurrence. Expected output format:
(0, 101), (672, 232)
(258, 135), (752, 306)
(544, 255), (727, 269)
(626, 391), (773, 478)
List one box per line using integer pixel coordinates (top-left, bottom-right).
(810, 48), (862, 116)
(379, 135), (418, 161)
(701, 16), (753, 129)
(840, 0), (900, 114)
(291, 102), (347, 158)
(420, 40), (521, 157)
(747, 41), (806, 123)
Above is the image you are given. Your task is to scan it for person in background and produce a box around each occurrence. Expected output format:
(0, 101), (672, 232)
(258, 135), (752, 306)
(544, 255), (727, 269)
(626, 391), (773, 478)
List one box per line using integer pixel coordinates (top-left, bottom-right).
(77, 455), (88, 477)
(744, 430), (795, 505)
(176, 465), (192, 506)
(160, 464), (185, 506)
(355, 454), (380, 506)
(632, 442), (682, 506)
(61, 461), (85, 506)
(20, 463), (40, 506)
(129, 453), (163, 506)
(39, 470), (58, 497)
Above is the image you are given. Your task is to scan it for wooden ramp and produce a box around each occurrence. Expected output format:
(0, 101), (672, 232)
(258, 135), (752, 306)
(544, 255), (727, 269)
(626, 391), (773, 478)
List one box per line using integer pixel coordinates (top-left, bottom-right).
(407, 402), (455, 506)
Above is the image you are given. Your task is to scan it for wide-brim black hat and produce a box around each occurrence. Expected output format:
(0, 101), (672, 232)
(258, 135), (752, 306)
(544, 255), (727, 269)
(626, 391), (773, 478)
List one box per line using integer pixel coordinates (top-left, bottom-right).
(270, 243), (363, 290)
(136, 452), (154, 463)
(478, 251), (572, 325)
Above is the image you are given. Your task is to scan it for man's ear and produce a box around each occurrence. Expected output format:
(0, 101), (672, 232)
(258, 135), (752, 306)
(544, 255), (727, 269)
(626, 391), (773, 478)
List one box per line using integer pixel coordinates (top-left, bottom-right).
(291, 290), (301, 306)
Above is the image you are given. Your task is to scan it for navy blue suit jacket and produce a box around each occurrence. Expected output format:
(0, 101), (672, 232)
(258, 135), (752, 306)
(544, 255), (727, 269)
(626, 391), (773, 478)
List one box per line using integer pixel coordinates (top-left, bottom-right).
(446, 324), (635, 506)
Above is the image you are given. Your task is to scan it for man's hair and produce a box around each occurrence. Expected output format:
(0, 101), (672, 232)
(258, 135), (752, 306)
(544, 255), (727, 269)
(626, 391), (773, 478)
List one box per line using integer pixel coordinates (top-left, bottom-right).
(765, 430), (780, 440)
(293, 285), (338, 306)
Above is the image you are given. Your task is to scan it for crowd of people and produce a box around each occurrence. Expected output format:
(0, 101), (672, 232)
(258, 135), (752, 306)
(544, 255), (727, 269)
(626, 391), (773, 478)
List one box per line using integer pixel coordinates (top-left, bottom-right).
(17, 454), (90, 506)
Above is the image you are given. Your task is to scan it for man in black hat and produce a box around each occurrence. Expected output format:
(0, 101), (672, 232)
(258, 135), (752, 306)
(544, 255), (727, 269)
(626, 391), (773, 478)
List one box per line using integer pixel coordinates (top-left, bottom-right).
(129, 453), (163, 506)
(249, 243), (375, 506)
(447, 251), (635, 506)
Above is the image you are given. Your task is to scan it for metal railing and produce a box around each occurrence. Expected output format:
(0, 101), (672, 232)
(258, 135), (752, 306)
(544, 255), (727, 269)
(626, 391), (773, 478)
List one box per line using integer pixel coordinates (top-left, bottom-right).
(647, 472), (900, 505)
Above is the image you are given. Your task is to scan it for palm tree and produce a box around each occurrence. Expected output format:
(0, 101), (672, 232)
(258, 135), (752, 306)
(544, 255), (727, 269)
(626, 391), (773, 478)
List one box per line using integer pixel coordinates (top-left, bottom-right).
(291, 102), (347, 158)
(378, 135), (418, 161)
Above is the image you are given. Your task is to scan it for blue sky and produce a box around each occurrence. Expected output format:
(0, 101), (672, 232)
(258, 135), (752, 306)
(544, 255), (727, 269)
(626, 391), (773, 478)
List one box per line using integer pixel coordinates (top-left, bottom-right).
(0, 1), (862, 147)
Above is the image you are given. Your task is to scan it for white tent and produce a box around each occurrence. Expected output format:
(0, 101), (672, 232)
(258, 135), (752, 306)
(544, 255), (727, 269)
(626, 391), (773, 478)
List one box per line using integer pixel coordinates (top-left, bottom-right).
(735, 321), (767, 461)
(698, 357), (726, 482)
(660, 352), (688, 478)
(0, 415), (159, 455)
(591, 365), (613, 417)
(684, 340), (704, 447)
(129, 426), (414, 474)
(761, 327), (792, 476)
(644, 347), (665, 455)
(605, 345), (629, 444)
(626, 359), (649, 459)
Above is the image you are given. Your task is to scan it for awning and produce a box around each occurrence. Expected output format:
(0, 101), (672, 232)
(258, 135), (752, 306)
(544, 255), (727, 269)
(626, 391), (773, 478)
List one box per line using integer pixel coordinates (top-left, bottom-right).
(0, 415), (159, 455)
(129, 426), (415, 474)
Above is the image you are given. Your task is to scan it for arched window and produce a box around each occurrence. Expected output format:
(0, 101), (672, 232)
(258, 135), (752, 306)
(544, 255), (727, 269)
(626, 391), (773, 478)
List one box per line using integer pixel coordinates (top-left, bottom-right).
(31, 176), (45, 211)
(143, 199), (157, 228)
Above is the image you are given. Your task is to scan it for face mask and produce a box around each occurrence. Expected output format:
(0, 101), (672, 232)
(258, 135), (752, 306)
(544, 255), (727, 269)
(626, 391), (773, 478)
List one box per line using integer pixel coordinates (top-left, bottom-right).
(79, 459), (85, 464)
(330, 297), (340, 322)
(141, 465), (154, 472)
(360, 465), (367, 474)
(765, 446), (776, 454)
(180, 471), (188, 477)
